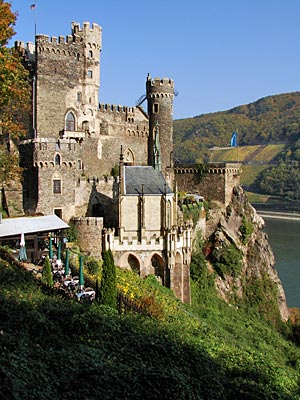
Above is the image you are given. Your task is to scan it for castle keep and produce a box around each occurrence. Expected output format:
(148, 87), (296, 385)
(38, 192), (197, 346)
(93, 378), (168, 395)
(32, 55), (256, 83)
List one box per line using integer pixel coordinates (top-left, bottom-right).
(16, 21), (240, 303)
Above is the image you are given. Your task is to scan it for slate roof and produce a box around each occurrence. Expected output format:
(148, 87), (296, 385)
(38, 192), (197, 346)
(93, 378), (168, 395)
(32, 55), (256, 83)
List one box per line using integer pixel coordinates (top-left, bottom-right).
(124, 166), (173, 195)
(0, 215), (69, 238)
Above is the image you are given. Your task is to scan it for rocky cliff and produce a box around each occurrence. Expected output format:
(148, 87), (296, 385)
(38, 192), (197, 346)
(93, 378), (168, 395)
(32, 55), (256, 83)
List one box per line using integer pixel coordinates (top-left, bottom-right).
(201, 185), (289, 322)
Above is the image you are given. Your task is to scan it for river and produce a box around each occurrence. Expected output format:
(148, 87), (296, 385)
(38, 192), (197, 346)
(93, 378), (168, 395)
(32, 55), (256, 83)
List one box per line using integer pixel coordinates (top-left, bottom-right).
(263, 216), (300, 309)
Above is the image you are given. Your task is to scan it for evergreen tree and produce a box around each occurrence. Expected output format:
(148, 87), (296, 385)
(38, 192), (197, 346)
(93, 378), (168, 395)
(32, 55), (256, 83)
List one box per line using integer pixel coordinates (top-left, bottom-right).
(42, 256), (53, 287)
(99, 250), (117, 308)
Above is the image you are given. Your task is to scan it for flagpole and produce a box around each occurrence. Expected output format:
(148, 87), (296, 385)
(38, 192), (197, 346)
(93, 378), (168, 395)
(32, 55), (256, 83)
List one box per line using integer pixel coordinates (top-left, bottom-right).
(31, 2), (37, 139)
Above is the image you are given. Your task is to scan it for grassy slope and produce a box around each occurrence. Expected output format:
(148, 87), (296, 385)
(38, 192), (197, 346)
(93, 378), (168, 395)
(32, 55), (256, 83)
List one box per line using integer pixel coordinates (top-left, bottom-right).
(209, 144), (285, 164)
(0, 258), (300, 399)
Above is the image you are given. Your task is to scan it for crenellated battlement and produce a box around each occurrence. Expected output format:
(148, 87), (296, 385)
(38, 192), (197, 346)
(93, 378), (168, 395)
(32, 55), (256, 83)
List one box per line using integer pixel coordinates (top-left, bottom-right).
(35, 21), (102, 54)
(175, 163), (241, 176)
(146, 75), (174, 96)
(72, 21), (102, 36)
(15, 41), (36, 65)
(99, 103), (135, 113)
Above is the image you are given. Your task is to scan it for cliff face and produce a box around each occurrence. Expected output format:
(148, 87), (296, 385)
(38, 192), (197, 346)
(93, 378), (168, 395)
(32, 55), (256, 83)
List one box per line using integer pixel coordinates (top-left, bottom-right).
(202, 185), (289, 321)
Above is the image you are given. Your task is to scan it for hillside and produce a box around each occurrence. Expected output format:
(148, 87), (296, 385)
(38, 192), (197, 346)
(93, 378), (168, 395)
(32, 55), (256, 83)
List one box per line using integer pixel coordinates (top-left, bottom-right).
(173, 92), (300, 163)
(1, 248), (300, 399)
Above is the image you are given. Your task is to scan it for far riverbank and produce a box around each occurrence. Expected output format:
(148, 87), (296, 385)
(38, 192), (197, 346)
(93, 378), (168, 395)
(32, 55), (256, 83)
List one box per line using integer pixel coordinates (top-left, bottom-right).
(257, 210), (300, 221)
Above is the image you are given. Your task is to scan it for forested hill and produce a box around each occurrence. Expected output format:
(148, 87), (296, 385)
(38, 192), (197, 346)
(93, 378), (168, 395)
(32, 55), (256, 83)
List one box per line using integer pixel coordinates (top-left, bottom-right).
(173, 91), (300, 163)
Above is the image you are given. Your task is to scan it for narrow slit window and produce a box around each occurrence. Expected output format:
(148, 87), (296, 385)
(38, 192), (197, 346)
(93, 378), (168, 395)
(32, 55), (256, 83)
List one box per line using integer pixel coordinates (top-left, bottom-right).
(53, 179), (61, 194)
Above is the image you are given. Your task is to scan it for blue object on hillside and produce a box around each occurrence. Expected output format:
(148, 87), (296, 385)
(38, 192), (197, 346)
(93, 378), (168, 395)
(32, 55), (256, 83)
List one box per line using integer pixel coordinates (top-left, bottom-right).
(230, 132), (237, 147)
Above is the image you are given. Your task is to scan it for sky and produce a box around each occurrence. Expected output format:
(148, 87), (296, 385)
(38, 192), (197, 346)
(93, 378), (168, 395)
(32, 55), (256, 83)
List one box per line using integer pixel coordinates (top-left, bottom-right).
(8, 0), (300, 120)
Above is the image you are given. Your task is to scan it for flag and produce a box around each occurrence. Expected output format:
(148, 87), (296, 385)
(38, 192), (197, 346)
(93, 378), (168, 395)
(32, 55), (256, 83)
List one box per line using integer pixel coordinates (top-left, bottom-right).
(230, 132), (237, 147)
(30, 4), (36, 10)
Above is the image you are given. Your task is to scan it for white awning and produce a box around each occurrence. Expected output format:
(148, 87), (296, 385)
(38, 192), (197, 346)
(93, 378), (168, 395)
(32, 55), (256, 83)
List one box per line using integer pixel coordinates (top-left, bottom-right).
(0, 215), (69, 238)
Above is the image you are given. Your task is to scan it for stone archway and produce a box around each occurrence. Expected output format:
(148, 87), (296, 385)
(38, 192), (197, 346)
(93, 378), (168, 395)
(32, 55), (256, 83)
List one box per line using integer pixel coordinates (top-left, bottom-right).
(151, 253), (165, 285)
(128, 254), (140, 274)
(118, 252), (142, 275)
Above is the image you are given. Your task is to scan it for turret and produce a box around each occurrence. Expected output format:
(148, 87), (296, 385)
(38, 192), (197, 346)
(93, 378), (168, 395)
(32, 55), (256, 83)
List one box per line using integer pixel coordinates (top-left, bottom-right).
(146, 75), (174, 183)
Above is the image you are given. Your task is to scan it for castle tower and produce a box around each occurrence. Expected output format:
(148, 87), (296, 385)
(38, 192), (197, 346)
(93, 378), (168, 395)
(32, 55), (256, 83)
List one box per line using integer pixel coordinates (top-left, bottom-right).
(34, 22), (102, 139)
(146, 75), (174, 183)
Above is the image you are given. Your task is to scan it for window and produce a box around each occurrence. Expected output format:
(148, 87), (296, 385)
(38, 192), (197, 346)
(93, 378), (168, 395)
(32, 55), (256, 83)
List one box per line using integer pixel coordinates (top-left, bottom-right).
(77, 92), (82, 102)
(55, 141), (60, 151)
(65, 112), (75, 131)
(88, 50), (93, 58)
(53, 179), (61, 194)
(153, 103), (159, 113)
(77, 160), (82, 170)
(87, 70), (93, 78)
(55, 154), (61, 166)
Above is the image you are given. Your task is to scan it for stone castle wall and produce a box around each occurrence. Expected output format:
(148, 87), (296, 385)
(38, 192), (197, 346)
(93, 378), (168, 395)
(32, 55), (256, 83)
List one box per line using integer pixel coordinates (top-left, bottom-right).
(175, 163), (241, 207)
(72, 217), (103, 258)
(34, 22), (102, 138)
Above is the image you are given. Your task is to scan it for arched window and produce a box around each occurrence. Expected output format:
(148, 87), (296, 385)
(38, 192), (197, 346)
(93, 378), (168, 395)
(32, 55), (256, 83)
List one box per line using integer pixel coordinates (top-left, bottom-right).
(55, 154), (61, 166)
(88, 50), (93, 58)
(65, 112), (75, 131)
(123, 148), (134, 166)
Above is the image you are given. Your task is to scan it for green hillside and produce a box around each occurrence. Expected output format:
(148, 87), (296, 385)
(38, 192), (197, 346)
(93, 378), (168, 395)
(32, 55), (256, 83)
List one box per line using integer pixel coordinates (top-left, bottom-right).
(1, 252), (300, 399)
(174, 92), (300, 163)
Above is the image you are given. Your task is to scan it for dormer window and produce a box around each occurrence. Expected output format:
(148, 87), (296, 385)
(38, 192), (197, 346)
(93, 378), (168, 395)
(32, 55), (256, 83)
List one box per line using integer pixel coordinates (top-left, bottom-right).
(66, 112), (75, 131)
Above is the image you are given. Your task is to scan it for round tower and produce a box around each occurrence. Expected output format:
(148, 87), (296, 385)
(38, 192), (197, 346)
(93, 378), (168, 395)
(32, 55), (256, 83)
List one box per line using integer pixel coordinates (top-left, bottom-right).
(146, 75), (174, 181)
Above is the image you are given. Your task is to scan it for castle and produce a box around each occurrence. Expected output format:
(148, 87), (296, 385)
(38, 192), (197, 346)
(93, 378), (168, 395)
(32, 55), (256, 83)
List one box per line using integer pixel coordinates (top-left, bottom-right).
(15, 22), (241, 303)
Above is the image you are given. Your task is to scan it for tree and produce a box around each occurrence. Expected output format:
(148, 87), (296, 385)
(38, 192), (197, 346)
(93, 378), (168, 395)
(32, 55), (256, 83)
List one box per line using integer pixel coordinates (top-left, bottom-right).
(99, 250), (117, 308)
(0, 1), (30, 186)
(41, 256), (53, 287)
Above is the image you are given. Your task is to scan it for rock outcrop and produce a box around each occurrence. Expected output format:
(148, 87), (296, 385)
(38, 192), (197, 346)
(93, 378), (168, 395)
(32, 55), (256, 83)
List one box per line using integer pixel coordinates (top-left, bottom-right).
(202, 185), (289, 321)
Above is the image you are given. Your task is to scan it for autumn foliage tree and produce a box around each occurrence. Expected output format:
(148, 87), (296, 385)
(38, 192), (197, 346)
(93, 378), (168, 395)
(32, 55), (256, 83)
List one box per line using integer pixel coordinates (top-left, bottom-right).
(0, 1), (30, 184)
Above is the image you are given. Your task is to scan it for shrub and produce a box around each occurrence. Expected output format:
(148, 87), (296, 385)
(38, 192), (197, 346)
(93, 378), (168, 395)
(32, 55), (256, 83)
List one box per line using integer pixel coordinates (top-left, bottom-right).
(86, 257), (102, 276)
(239, 216), (254, 244)
(110, 164), (119, 178)
(211, 243), (242, 279)
(65, 220), (78, 243)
